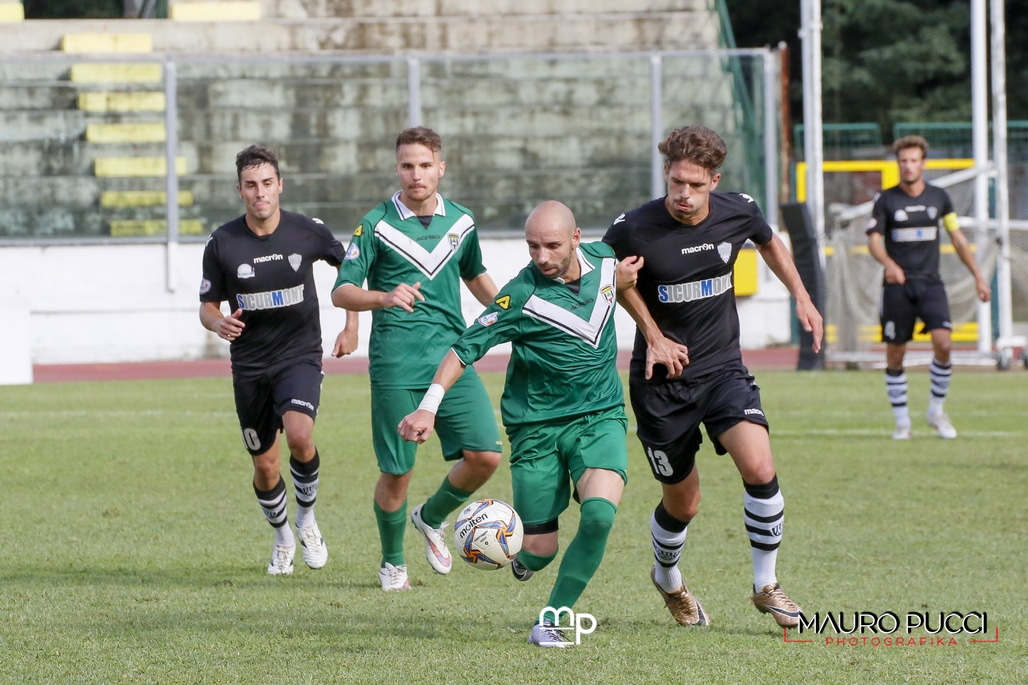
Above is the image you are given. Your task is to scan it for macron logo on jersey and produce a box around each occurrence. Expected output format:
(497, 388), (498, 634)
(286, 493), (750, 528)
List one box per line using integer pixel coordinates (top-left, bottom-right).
(612, 213), (626, 225)
(657, 273), (733, 303)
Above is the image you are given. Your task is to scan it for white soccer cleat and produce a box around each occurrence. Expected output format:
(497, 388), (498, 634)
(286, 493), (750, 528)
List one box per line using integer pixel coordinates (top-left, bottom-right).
(296, 522), (328, 569)
(378, 562), (410, 591)
(410, 503), (452, 574)
(528, 622), (572, 648)
(892, 422), (912, 440)
(267, 543), (295, 575)
(926, 412), (957, 439)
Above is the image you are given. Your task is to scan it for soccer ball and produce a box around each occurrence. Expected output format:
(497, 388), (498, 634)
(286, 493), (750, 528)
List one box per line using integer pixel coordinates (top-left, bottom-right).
(452, 498), (524, 570)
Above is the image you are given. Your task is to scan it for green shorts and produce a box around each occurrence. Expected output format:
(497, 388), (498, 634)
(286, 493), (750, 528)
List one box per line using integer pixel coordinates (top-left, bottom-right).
(507, 406), (628, 526)
(372, 366), (502, 475)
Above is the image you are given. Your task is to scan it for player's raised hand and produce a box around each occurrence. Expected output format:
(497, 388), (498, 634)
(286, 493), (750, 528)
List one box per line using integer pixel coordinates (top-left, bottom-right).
(795, 299), (824, 354)
(645, 333), (690, 379)
(218, 308), (245, 341)
(398, 409), (436, 444)
(382, 282), (425, 313)
(883, 262), (906, 285)
(616, 255), (644, 291)
(332, 328), (358, 357)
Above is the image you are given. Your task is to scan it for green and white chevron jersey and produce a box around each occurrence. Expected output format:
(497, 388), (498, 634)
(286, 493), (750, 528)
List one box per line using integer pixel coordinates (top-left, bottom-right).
(451, 241), (626, 429)
(334, 192), (488, 388)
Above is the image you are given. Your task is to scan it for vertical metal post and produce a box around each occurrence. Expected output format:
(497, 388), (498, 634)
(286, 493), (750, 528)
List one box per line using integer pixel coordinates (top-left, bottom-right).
(164, 58), (180, 293)
(407, 57), (422, 127)
(800, 0), (826, 271)
(989, 0), (1019, 358)
(971, 0), (992, 353)
(762, 47), (779, 229)
(649, 53), (663, 200)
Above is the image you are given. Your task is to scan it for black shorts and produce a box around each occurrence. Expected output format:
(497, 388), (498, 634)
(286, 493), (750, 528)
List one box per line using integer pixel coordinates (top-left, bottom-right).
(628, 366), (768, 484)
(879, 278), (951, 344)
(232, 358), (324, 456)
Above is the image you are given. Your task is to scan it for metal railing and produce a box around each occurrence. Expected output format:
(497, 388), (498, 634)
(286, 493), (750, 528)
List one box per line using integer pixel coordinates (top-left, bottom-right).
(0, 48), (781, 245)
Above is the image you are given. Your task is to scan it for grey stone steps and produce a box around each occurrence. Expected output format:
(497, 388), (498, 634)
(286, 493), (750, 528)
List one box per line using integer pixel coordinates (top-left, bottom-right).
(0, 12), (717, 54)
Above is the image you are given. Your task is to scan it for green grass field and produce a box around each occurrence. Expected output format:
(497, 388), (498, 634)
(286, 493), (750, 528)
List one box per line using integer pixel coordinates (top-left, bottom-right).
(0, 368), (1025, 684)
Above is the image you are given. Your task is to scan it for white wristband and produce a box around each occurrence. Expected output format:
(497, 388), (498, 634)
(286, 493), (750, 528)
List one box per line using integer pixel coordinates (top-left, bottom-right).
(418, 383), (446, 415)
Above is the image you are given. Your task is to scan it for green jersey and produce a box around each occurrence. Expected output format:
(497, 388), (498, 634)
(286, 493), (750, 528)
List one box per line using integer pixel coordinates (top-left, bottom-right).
(334, 192), (488, 388)
(451, 241), (626, 429)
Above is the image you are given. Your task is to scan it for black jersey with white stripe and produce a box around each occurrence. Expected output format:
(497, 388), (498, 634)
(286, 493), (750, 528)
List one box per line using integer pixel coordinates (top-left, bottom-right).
(200, 210), (344, 373)
(603, 193), (773, 382)
(866, 184), (955, 279)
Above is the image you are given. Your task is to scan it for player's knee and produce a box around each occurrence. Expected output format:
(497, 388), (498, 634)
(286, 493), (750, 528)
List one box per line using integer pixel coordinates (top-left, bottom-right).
(252, 458), (281, 486)
(284, 433), (314, 458)
(523, 533), (559, 558)
(464, 449), (502, 473)
(579, 498), (617, 538)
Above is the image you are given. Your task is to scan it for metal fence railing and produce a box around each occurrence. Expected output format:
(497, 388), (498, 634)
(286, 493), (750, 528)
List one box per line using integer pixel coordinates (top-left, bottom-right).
(0, 48), (781, 245)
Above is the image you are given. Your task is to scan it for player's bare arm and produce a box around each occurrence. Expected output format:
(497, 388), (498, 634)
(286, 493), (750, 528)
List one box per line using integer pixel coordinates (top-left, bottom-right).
(616, 285), (689, 379)
(615, 255), (644, 292)
(867, 232), (906, 285)
(464, 272), (499, 306)
(756, 234), (824, 353)
(199, 302), (245, 341)
(947, 226), (992, 302)
(332, 281), (425, 313)
(331, 309), (360, 357)
(398, 350), (467, 443)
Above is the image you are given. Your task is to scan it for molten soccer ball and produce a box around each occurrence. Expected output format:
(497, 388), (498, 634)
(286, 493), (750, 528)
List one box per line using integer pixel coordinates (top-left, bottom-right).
(453, 498), (524, 570)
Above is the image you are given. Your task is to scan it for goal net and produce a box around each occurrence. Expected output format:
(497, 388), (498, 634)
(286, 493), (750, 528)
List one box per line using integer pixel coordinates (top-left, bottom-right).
(823, 164), (1003, 366)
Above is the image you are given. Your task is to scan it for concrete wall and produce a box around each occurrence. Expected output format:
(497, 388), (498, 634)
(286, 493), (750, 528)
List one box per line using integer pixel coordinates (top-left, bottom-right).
(0, 235), (792, 375)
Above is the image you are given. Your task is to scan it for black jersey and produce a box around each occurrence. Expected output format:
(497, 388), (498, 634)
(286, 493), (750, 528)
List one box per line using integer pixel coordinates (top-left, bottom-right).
(603, 193), (773, 382)
(866, 184), (955, 280)
(199, 210), (344, 373)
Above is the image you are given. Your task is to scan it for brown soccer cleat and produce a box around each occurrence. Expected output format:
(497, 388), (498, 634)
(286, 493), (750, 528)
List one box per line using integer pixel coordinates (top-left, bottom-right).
(752, 583), (803, 627)
(650, 567), (710, 626)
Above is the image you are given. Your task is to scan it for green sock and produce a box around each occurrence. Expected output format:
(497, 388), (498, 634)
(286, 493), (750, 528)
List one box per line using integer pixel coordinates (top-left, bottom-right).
(545, 497), (617, 610)
(374, 500), (407, 567)
(518, 548), (557, 572)
(420, 477), (473, 528)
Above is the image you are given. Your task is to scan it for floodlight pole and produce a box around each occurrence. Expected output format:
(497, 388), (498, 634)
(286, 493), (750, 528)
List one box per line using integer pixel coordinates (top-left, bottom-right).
(989, 0), (1023, 360)
(971, 0), (992, 355)
(799, 0), (825, 272)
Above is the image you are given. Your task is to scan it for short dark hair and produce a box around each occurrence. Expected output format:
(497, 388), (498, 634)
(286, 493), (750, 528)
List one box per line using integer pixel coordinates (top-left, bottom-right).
(396, 126), (442, 153)
(658, 125), (727, 173)
(235, 145), (280, 182)
(893, 135), (929, 158)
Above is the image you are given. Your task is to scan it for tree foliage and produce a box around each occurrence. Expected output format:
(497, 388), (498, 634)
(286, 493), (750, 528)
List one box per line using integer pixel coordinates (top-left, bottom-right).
(725, 0), (1028, 140)
(23, 0), (122, 18)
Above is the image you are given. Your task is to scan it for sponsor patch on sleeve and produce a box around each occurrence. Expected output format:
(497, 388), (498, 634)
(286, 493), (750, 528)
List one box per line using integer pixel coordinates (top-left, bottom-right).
(477, 312), (499, 327)
(344, 243), (360, 261)
(199, 278), (211, 295)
